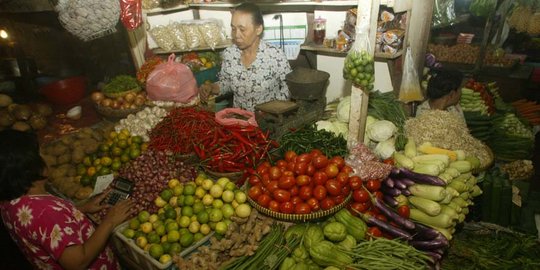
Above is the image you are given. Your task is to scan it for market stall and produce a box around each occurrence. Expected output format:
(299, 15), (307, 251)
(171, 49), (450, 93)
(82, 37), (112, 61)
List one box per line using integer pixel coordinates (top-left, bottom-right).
(1, 0), (540, 270)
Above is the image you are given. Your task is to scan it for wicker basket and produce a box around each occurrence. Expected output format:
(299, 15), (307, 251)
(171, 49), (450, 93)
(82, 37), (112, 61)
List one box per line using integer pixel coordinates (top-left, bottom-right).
(103, 88), (142, 99)
(204, 169), (244, 183)
(95, 103), (145, 121)
(248, 193), (352, 222)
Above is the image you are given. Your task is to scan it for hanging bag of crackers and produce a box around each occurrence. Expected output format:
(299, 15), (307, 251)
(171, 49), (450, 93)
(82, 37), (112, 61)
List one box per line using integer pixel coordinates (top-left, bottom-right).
(342, 26), (375, 91)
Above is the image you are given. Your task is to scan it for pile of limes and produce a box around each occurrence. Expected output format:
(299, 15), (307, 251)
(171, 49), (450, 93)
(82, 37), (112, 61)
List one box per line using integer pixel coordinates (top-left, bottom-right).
(77, 129), (147, 187)
(121, 174), (251, 264)
(343, 50), (375, 91)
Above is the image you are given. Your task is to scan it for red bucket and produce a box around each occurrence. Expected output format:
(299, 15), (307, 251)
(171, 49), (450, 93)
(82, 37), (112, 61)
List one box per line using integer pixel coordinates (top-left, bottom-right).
(40, 76), (86, 105)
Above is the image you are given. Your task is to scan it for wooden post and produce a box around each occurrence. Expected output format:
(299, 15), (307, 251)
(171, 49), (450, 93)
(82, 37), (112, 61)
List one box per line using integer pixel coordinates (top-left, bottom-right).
(347, 0), (378, 149)
(407, 0), (434, 79)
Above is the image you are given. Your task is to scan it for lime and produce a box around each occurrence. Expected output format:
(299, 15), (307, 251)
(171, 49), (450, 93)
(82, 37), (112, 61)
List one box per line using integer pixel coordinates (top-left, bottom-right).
(138, 210), (150, 223)
(136, 236), (148, 249)
(122, 228), (135, 239)
(165, 222), (179, 233)
(179, 233), (194, 247)
(109, 131), (118, 139)
(189, 221), (200, 234)
(192, 202), (204, 214)
(133, 231), (146, 239)
(160, 189), (174, 202)
(164, 208), (177, 220)
(177, 195), (185, 206)
(140, 222), (153, 234)
(120, 154), (130, 163)
(178, 216), (191, 228)
(159, 254), (172, 264)
(149, 244), (164, 259)
(209, 208), (223, 222)
(111, 160), (122, 171)
(183, 183), (196, 195)
(147, 232), (160, 244)
(161, 242), (172, 254)
(193, 232), (204, 242)
(111, 147), (123, 157)
(83, 156), (92, 167)
(76, 164), (87, 176)
(80, 175), (92, 187)
(169, 243), (182, 254)
(349, 68), (358, 77)
(132, 135), (143, 144)
(215, 221), (228, 234)
(129, 148), (141, 159)
(181, 206), (194, 217)
(97, 167), (111, 176)
(155, 224), (166, 236)
(196, 211), (209, 224)
(184, 195), (195, 206)
(167, 230), (180, 243)
(179, 228), (190, 236)
(200, 224), (211, 235)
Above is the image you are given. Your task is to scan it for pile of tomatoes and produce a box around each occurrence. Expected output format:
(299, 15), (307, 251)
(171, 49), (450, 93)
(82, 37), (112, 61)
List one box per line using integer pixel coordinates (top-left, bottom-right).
(247, 149), (353, 215)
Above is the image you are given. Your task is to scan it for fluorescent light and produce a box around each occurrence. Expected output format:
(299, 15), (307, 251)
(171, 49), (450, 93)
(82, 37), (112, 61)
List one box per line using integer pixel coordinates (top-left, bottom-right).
(0, 30), (8, 39)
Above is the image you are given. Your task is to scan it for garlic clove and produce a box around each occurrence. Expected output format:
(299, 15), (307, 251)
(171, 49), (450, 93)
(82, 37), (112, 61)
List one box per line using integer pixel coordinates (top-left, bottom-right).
(67, 106), (82, 120)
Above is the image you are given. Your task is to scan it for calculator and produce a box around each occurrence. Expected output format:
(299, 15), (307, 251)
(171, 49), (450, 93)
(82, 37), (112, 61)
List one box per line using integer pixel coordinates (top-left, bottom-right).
(106, 177), (134, 205)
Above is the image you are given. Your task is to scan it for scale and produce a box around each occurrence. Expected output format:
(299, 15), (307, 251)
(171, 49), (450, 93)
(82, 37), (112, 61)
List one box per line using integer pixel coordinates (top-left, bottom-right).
(255, 67), (330, 139)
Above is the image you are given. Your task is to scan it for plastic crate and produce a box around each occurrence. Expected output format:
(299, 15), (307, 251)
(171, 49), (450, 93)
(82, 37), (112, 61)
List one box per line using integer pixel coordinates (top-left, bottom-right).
(112, 222), (213, 270)
(194, 66), (220, 86)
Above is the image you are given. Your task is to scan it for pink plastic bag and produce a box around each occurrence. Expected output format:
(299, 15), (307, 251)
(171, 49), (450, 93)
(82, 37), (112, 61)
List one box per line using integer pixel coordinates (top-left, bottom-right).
(120, 0), (142, 30)
(215, 108), (258, 127)
(146, 54), (198, 103)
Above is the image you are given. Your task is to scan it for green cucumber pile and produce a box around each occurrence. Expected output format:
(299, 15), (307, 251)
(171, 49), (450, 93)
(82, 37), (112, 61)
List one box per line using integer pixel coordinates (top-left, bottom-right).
(488, 113), (534, 161)
(463, 111), (493, 142)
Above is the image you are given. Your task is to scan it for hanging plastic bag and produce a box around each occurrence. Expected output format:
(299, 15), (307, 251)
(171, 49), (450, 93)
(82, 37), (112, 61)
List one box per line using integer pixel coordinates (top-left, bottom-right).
(146, 54), (198, 103)
(342, 26), (375, 91)
(398, 47), (424, 103)
(432, 0), (457, 28)
(120, 0), (142, 30)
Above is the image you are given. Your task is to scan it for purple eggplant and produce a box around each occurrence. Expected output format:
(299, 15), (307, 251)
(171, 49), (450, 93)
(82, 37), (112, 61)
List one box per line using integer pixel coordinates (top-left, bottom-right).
(424, 251), (442, 262)
(390, 167), (401, 177)
(401, 189), (411, 196)
(372, 197), (415, 230)
(380, 185), (401, 197)
(398, 168), (446, 186)
(360, 212), (413, 240)
(383, 195), (398, 207)
(410, 235), (449, 250)
(393, 178), (408, 190)
(399, 178), (416, 187)
(383, 177), (395, 188)
(412, 223), (440, 240)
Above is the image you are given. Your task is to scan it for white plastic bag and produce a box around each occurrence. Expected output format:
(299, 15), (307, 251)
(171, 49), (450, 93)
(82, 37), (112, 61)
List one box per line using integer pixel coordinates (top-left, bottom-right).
(398, 47), (424, 103)
(342, 27), (375, 91)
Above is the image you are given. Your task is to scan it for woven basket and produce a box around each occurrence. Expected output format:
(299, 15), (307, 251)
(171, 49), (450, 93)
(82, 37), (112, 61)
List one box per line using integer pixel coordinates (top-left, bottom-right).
(103, 88), (142, 99)
(204, 169), (244, 183)
(248, 193), (352, 222)
(56, 0), (120, 42)
(95, 103), (145, 121)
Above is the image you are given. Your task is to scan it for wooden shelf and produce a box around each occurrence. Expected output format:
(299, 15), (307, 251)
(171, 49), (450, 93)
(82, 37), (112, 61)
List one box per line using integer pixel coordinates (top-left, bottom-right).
(152, 40), (232, 54)
(189, 1), (358, 8)
(143, 4), (189, 15)
(301, 43), (403, 60)
(374, 50), (403, 60)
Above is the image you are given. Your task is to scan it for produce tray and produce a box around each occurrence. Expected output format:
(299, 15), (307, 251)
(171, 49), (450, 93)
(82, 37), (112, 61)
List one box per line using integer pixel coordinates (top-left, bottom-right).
(247, 193), (351, 222)
(112, 221), (213, 270)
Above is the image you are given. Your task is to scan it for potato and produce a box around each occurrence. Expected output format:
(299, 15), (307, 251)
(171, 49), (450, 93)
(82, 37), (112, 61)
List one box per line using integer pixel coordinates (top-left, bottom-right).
(67, 165), (77, 177)
(50, 167), (66, 180)
(51, 144), (68, 156)
(71, 148), (85, 164)
(72, 140), (83, 149)
(81, 138), (98, 154)
(91, 131), (104, 142)
(76, 131), (91, 139)
(60, 135), (75, 146)
(65, 183), (80, 198)
(57, 153), (71, 165)
(42, 154), (57, 167)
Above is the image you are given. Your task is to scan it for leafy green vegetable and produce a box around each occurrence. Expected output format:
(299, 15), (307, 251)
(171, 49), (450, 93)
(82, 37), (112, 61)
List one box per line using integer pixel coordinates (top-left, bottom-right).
(368, 91), (408, 150)
(103, 75), (140, 94)
(277, 124), (348, 158)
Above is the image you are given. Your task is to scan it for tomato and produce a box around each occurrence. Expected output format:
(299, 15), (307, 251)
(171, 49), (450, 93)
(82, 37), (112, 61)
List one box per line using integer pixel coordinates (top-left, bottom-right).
(248, 175), (261, 186)
(320, 198), (335, 210)
(309, 149), (324, 157)
(336, 172), (349, 186)
(276, 160), (288, 168)
(268, 200), (280, 212)
(290, 196), (303, 206)
(312, 155), (328, 169)
(248, 185), (262, 200)
(382, 158), (394, 165)
(290, 186), (299, 197)
(333, 195), (345, 205)
(261, 173), (271, 186)
(299, 186), (313, 201)
(286, 161), (296, 172)
(272, 189), (291, 203)
(397, 205), (410, 218)
(294, 162), (308, 175)
(279, 201), (294, 214)
(324, 164), (339, 178)
(366, 179), (381, 192)
(284, 150), (297, 162)
(266, 181), (279, 193)
(269, 166), (282, 180)
(340, 165), (353, 174)
(305, 163), (316, 176)
(350, 202), (370, 214)
(374, 191), (384, 200)
(313, 185), (327, 200)
(312, 171), (328, 186)
(278, 175), (296, 189)
(341, 185), (351, 196)
(256, 194), (271, 208)
(283, 170), (294, 177)
(325, 179), (342, 196)
(297, 153), (312, 163)
(256, 165), (269, 175)
(375, 214), (387, 222)
(295, 203), (312, 214)
(367, 227), (382, 238)
(306, 198), (320, 211)
(349, 176), (362, 190)
(261, 161), (271, 168)
(352, 189), (370, 203)
(296, 175), (311, 186)
(329, 156), (345, 169)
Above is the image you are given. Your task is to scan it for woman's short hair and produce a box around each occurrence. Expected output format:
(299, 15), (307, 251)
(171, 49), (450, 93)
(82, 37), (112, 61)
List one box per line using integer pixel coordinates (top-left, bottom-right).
(0, 130), (46, 201)
(426, 68), (464, 100)
(234, 2), (264, 28)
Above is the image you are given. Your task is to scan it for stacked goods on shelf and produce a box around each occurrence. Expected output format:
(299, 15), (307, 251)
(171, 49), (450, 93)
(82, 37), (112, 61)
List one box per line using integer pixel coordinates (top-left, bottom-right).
(461, 79), (495, 115)
(427, 44), (516, 68)
(405, 110), (493, 170)
(511, 99), (540, 126)
(508, 1), (540, 35)
(488, 113), (534, 161)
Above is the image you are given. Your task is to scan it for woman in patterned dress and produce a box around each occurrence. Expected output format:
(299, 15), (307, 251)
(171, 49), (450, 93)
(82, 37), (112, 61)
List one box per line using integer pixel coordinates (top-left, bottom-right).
(0, 129), (136, 270)
(200, 2), (292, 111)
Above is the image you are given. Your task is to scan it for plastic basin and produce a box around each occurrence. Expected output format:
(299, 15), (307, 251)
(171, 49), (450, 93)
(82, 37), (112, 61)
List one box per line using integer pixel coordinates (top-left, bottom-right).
(40, 76), (86, 105)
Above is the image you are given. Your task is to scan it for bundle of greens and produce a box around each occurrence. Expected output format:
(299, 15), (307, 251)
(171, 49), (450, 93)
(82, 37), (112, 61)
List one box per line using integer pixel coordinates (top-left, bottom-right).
(277, 124), (348, 158)
(368, 91), (408, 150)
(103, 75), (141, 95)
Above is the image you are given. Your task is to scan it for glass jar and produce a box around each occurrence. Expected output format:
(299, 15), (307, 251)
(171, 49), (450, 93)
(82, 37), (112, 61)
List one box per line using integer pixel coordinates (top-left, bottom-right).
(313, 17), (326, 45)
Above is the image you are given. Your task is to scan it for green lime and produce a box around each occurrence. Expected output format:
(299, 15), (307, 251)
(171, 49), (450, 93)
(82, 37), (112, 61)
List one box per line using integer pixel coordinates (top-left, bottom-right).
(99, 144), (110, 153)
(179, 228), (190, 236)
(148, 232), (160, 244)
(179, 233), (194, 247)
(149, 244), (164, 259)
(80, 175), (92, 187)
(120, 154), (130, 163)
(161, 242), (172, 254)
(164, 208), (177, 220)
(196, 211), (209, 224)
(184, 195), (195, 206)
(111, 147), (123, 157)
(192, 202), (204, 214)
(83, 156), (92, 167)
(117, 139), (128, 149)
(183, 183), (196, 196)
(169, 243), (182, 254)
(131, 135), (143, 144)
(181, 206), (193, 217)
(193, 232), (204, 242)
(129, 148), (141, 159)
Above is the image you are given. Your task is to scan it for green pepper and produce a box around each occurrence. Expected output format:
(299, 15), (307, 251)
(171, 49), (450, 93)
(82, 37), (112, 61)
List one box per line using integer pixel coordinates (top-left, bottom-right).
(323, 222), (347, 242)
(304, 225), (324, 250)
(280, 257), (297, 270)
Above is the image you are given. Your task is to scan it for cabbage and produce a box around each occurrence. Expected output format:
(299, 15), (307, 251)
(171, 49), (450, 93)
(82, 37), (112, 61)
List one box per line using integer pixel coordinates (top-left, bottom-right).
(374, 137), (396, 160)
(316, 120), (335, 133)
(367, 120), (397, 142)
(337, 96), (351, 123)
(332, 121), (348, 137)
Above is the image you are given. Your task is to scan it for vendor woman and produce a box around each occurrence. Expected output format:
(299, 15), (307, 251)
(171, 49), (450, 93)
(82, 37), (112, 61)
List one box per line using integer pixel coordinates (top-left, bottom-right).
(199, 3), (292, 111)
(416, 68), (465, 118)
